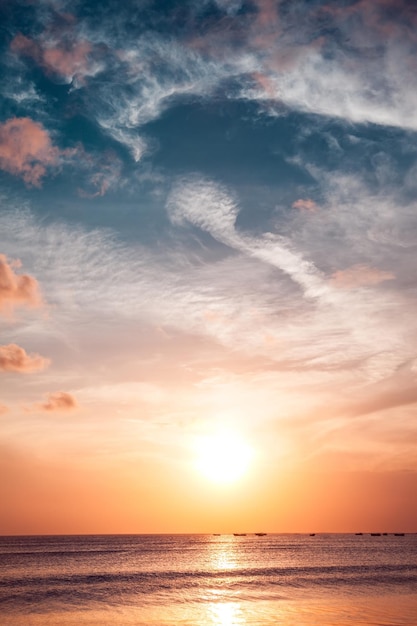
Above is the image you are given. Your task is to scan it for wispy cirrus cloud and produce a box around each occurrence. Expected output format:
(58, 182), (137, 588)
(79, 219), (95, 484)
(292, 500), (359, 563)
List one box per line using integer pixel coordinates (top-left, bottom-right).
(92, 34), (235, 161)
(0, 175), (415, 470)
(166, 173), (417, 383)
(4, 0), (417, 173)
(0, 343), (50, 373)
(0, 253), (44, 313)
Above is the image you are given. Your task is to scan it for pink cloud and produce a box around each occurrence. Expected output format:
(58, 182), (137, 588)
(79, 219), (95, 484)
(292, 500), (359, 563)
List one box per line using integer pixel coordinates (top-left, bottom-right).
(321, 0), (417, 41)
(39, 391), (78, 412)
(0, 344), (50, 373)
(77, 152), (122, 198)
(43, 41), (92, 79)
(11, 33), (93, 82)
(0, 117), (63, 187)
(0, 404), (8, 415)
(0, 117), (117, 194)
(254, 0), (280, 29)
(330, 264), (395, 289)
(292, 198), (318, 212)
(0, 254), (43, 313)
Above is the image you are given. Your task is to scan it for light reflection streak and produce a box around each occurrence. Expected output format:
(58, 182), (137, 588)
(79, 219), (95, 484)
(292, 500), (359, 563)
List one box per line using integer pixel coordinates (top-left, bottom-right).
(209, 543), (238, 571)
(208, 601), (246, 626)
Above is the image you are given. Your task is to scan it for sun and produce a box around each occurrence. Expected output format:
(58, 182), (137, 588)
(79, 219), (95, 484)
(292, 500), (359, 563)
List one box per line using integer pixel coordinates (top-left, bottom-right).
(194, 428), (254, 484)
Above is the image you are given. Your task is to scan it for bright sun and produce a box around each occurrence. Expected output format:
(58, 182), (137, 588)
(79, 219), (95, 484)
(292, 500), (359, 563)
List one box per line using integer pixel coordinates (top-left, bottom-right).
(194, 429), (254, 484)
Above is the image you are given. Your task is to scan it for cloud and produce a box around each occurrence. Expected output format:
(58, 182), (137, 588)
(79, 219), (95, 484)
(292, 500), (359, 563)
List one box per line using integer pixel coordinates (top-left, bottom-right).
(0, 174), (412, 400)
(0, 344), (50, 373)
(167, 177), (239, 236)
(5, 0), (417, 179)
(292, 199), (318, 212)
(0, 404), (8, 415)
(192, 0), (417, 132)
(246, 1), (417, 129)
(0, 117), (118, 194)
(165, 174), (417, 387)
(321, 0), (417, 41)
(10, 32), (101, 86)
(0, 118), (65, 187)
(167, 177), (328, 300)
(331, 265), (395, 289)
(88, 32), (245, 159)
(213, 0), (243, 15)
(77, 151), (123, 198)
(0, 253), (43, 313)
(38, 391), (78, 412)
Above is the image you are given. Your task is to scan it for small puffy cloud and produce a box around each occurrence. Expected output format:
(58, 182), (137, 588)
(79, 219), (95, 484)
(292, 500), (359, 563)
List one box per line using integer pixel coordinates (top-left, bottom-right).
(0, 253), (43, 313)
(292, 198), (318, 212)
(39, 391), (78, 412)
(0, 118), (64, 187)
(0, 116), (120, 194)
(330, 264), (395, 289)
(0, 344), (50, 374)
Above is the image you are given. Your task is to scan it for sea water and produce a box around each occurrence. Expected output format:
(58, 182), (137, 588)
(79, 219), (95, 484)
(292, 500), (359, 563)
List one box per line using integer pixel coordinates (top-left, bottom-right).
(1, 533), (416, 625)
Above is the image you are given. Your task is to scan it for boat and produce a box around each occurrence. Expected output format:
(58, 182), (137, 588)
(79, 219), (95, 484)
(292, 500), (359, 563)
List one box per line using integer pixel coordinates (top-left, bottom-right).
(355, 533), (363, 535)
(309, 533), (316, 536)
(255, 532), (267, 536)
(233, 533), (247, 536)
(394, 533), (405, 536)
(370, 533), (381, 536)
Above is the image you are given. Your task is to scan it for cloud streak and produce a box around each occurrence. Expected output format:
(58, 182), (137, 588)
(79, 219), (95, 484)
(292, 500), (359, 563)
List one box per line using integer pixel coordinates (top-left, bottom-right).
(331, 265), (395, 289)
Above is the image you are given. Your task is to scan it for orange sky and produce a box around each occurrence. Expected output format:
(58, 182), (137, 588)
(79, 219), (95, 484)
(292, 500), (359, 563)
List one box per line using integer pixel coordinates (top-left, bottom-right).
(2, 0), (417, 535)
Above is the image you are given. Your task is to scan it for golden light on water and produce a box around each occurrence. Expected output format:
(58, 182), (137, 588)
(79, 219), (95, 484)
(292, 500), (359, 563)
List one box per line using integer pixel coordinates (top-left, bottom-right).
(209, 602), (245, 626)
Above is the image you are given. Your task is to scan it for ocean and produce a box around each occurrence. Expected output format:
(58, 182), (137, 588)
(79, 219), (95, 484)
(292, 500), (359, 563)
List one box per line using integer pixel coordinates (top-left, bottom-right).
(0, 533), (416, 625)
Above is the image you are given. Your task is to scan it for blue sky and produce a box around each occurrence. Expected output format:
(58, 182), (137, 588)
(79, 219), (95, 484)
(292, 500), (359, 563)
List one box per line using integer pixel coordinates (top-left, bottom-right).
(1, 0), (417, 533)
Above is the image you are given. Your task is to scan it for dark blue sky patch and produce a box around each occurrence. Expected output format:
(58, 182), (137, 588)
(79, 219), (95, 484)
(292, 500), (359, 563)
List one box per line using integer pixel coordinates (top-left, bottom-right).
(146, 100), (312, 187)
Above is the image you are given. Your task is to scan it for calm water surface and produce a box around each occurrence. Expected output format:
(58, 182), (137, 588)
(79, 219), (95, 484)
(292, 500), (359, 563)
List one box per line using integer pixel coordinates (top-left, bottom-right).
(1, 534), (416, 625)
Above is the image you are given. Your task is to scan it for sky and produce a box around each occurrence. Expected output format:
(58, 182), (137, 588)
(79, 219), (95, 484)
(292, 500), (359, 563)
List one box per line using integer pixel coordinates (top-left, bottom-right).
(1, 0), (417, 535)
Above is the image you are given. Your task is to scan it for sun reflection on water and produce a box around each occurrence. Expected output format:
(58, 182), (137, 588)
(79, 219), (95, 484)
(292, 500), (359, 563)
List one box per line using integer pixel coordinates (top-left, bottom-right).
(209, 601), (246, 626)
(209, 543), (238, 571)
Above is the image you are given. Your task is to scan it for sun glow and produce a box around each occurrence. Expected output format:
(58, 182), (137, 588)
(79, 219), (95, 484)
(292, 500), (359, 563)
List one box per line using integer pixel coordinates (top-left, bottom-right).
(194, 429), (254, 484)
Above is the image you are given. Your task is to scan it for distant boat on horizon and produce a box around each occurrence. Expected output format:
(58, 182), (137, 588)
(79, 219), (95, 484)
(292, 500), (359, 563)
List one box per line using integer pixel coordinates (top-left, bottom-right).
(309, 533), (316, 536)
(255, 532), (267, 536)
(355, 533), (363, 535)
(394, 533), (405, 536)
(370, 533), (381, 536)
(233, 533), (247, 536)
